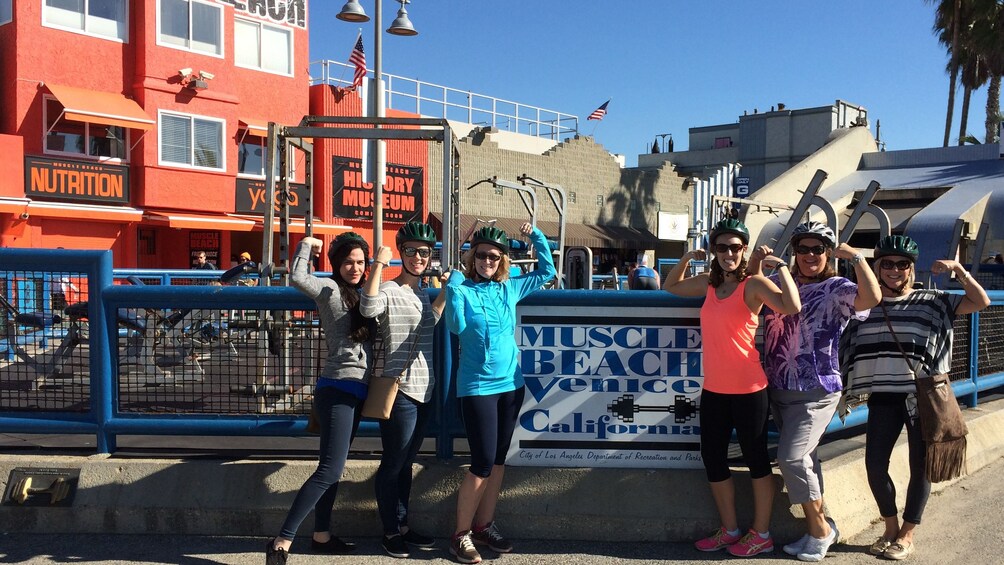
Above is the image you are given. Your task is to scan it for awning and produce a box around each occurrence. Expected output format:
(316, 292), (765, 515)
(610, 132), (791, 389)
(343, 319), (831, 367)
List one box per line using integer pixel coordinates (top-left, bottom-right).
(44, 83), (155, 131)
(230, 215), (351, 235)
(0, 198), (143, 223)
(238, 118), (269, 137)
(144, 212), (256, 231)
(429, 213), (660, 249)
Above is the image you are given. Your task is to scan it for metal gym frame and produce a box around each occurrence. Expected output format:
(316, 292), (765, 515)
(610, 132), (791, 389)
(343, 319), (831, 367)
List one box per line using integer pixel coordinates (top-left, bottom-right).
(709, 169), (893, 263)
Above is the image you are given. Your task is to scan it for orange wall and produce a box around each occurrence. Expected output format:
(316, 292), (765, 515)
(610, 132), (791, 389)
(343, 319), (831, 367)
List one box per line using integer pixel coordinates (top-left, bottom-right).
(0, 134), (24, 198)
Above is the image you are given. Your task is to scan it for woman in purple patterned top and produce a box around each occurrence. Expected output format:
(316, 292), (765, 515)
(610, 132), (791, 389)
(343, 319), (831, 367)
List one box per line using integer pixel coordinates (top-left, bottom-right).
(757, 221), (880, 562)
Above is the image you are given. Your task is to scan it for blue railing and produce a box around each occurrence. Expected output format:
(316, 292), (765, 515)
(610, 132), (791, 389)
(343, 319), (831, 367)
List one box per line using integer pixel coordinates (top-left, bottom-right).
(2, 248), (1003, 456)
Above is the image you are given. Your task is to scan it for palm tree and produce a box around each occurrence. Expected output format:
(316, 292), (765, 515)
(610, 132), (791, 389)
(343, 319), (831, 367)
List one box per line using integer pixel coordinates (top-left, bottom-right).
(930, 0), (1003, 145)
(956, 30), (988, 145)
(971, 0), (1004, 143)
(930, 0), (962, 147)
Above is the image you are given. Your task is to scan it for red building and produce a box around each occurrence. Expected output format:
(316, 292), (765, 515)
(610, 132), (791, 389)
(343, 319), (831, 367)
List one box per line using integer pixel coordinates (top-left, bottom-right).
(0, 1), (427, 271)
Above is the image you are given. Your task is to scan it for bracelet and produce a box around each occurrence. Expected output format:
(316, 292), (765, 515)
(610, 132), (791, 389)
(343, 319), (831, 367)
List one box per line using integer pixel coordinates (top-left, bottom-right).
(849, 253), (865, 266)
(373, 260), (388, 267)
(774, 263), (789, 270)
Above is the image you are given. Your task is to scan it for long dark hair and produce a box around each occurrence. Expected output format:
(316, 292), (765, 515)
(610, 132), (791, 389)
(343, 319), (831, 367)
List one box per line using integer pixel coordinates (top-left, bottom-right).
(328, 237), (373, 343)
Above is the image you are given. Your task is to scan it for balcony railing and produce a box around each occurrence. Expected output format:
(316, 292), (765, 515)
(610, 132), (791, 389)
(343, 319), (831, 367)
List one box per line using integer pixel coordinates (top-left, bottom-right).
(309, 60), (579, 141)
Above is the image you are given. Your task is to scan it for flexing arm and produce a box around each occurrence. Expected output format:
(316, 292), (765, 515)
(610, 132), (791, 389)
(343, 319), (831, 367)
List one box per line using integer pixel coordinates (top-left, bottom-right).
(290, 237), (330, 300)
(751, 249), (800, 314)
(512, 223), (557, 299)
(360, 245), (393, 319)
(442, 269), (468, 334)
(662, 250), (710, 297)
(834, 243), (881, 311)
(933, 260), (990, 315)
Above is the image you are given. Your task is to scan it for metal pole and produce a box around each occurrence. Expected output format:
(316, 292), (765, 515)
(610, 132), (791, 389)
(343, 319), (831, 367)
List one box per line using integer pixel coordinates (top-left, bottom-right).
(370, 3), (385, 252)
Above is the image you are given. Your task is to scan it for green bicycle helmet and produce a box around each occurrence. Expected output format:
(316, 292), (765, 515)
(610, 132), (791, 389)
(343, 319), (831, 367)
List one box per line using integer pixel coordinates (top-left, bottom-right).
(327, 231), (370, 262)
(395, 221), (437, 248)
(709, 218), (750, 245)
(875, 235), (919, 261)
(471, 226), (510, 253)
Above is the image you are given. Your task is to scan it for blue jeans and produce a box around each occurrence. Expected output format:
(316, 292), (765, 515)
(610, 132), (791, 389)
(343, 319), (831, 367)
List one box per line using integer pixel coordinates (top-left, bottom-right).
(279, 386), (362, 540)
(375, 392), (431, 534)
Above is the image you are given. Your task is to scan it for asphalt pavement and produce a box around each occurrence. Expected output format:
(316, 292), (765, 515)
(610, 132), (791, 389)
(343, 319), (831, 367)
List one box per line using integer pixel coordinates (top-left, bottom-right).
(3, 455), (1002, 565)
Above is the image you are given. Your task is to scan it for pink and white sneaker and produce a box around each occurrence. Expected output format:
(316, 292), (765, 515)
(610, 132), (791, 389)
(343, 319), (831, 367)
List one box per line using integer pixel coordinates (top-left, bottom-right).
(694, 526), (742, 552)
(727, 529), (775, 557)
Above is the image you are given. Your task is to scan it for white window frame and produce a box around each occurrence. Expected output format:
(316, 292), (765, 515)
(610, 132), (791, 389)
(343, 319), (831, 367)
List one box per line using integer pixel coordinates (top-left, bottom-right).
(41, 0), (129, 42)
(234, 17), (294, 77)
(158, 110), (226, 172)
(236, 134), (266, 179)
(1, 0), (13, 26)
(42, 95), (130, 163)
(156, 0), (224, 58)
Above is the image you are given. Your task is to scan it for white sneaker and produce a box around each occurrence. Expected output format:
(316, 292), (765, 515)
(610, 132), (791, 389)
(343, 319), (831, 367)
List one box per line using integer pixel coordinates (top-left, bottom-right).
(786, 517), (837, 556)
(797, 521), (839, 562)
(783, 533), (811, 556)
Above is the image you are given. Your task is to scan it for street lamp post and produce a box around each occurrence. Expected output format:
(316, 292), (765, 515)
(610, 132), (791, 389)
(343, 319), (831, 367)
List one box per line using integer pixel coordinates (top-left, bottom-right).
(337, 0), (416, 252)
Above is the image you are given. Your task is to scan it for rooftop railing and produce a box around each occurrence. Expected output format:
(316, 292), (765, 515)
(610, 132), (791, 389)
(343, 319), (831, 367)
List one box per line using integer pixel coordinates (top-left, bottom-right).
(309, 60), (579, 141)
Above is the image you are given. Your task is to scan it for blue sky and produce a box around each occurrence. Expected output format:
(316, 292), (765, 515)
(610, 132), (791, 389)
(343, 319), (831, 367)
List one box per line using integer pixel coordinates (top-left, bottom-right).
(308, 1), (991, 167)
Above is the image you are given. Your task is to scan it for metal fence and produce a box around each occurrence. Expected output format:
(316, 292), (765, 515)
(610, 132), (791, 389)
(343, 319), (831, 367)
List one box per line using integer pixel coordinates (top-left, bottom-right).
(3, 248), (1004, 456)
(309, 60), (579, 141)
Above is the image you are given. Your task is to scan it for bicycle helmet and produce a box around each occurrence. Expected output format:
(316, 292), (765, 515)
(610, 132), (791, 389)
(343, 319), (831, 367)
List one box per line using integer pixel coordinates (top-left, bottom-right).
(709, 218), (750, 245)
(874, 235), (919, 261)
(327, 232), (370, 261)
(395, 221), (437, 248)
(791, 221), (836, 248)
(471, 226), (510, 253)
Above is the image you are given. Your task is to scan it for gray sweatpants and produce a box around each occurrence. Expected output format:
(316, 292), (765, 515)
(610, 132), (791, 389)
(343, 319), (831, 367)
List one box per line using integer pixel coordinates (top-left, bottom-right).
(770, 388), (840, 504)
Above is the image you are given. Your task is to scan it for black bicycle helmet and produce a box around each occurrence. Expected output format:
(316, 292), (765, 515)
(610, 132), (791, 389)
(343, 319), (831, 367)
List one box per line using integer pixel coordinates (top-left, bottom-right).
(875, 235), (919, 261)
(327, 232), (370, 261)
(471, 226), (510, 253)
(709, 218), (750, 245)
(395, 221), (437, 248)
(791, 221), (836, 248)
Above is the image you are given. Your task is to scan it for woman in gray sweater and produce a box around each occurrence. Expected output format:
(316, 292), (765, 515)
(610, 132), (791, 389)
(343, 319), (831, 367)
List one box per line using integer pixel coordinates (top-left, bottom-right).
(361, 221), (446, 558)
(266, 232), (373, 565)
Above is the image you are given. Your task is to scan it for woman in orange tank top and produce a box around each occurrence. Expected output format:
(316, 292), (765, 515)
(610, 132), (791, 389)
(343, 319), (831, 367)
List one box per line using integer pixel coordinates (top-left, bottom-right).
(663, 218), (800, 557)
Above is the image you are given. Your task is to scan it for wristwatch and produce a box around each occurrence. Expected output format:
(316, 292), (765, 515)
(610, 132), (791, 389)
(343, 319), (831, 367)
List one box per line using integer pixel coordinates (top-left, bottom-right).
(849, 254), (865, 266)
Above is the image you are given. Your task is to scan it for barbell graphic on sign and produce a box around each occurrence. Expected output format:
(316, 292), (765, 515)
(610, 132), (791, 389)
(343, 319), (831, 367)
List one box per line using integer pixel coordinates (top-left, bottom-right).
(607, 394), (700, 424)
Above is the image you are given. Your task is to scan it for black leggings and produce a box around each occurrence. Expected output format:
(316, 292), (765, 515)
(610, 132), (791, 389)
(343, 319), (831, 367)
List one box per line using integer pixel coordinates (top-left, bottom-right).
(865, 392), (931, 525)
(461, 387), (525, 477)
(699, 388), (772, 482)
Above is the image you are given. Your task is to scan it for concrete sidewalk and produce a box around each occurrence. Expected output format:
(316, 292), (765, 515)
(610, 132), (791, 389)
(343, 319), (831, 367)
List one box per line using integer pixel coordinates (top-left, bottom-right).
(2, 397), (1004, 545)
(4, 455), (1004, 564)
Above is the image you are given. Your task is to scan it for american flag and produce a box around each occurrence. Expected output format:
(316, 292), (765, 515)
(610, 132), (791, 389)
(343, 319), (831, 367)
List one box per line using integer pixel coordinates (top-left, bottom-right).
(349, 33), (366, 90)
(587, 100), (609, 121)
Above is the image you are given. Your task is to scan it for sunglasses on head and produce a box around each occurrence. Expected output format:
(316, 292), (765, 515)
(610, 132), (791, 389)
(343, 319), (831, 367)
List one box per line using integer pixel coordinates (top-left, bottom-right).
(880, 259), (913, 271)
(795, 244), (827, 256)
(475, 251), (502, 262)
(714, 243), (745, 254)
(402, 246), (432, 258)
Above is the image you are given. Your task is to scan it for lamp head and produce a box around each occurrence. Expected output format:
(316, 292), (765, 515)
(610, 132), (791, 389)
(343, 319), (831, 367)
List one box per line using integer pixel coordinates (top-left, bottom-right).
(388, 1), (418, 36)
(336, 0), (369, 22)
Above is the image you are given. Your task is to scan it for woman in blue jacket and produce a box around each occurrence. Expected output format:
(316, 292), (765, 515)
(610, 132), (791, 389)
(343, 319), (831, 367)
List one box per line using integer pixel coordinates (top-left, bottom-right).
(443, 222), (556, 564)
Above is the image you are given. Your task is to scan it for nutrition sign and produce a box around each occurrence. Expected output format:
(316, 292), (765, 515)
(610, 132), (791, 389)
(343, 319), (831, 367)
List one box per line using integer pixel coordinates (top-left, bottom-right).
(507, 304), (705, 469)
(25, 156), (130, 204)
(331, 157), (424, 224)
